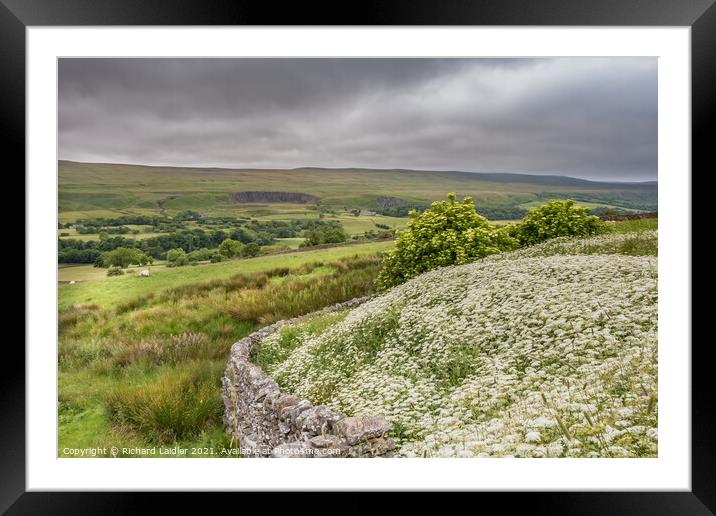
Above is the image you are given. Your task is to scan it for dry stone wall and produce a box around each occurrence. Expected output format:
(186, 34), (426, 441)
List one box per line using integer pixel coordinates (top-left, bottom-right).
(221, 297), (395, 458)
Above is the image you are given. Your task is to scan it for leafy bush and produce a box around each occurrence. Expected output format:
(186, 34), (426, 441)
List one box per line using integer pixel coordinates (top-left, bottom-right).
(242, 242), (261, 257)
(514, 200), (604, 246)
(376, 193), (517, 289)
(99, 247), (151, 268)
(186, 247), (214, 262)
(107, 266), (125, 276)
(165, 247), (187, 266)
(219, 238), (242, 257)
(300, 226), (348, 247)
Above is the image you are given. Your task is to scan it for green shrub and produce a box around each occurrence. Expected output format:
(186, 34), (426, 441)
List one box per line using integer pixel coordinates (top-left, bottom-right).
(515, 200), (604, 246)
(219, 238), (242, 257)
(100, 247), (151, 268)
(186, 248), (214, 262)
(107, 266), (125, 276)
(376, 193), (518, 289)
(299, 226), (348, 247)
(165, 248), (187, 266)
(242, 242), (261, 257)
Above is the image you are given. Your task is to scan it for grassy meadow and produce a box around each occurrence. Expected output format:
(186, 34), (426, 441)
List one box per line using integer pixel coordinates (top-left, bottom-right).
(59, 251), (387, 457)
(59, 240), (394, 309)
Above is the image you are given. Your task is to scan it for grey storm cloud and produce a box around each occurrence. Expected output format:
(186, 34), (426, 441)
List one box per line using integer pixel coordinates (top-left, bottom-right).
(58, 58), (657, 181)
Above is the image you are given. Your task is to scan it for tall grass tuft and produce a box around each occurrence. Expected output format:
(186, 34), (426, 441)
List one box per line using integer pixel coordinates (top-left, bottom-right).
(158, 273), (268, 303)
(103, 361), (223, 444)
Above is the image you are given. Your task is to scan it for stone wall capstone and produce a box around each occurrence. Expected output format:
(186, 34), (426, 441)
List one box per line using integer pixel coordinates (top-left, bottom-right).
(221, 296), (395, 458)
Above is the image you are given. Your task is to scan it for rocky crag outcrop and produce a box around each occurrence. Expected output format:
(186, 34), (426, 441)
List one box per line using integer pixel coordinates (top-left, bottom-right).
(229, 191), (319, 204)
(221, 297), (394, 458)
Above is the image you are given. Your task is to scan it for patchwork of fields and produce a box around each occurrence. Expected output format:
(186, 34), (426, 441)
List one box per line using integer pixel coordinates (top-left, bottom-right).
(59, 161), (657, 224)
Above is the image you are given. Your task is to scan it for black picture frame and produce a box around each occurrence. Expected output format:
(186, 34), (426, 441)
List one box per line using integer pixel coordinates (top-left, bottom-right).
(5, 0), (710, 512)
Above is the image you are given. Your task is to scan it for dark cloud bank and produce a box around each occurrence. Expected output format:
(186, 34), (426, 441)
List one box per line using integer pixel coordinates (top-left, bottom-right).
(59, 58), (657, 182)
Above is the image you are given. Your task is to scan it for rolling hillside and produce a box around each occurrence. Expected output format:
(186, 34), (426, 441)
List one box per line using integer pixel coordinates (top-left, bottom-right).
(59, 161), (657, 222)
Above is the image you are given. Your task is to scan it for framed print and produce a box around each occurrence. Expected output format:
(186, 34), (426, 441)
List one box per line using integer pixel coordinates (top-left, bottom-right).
(6, 0), (711, 512)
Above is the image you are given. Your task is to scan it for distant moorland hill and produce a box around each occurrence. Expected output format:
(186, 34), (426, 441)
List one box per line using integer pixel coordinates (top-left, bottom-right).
(58, 160), (657, 222)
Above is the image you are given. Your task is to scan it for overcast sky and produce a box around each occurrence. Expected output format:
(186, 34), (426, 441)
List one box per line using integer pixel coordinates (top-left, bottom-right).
(58, 58), (657, 181)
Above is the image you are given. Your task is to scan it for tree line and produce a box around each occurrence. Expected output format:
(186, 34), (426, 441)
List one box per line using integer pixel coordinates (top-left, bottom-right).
(58, 219), (348, 264)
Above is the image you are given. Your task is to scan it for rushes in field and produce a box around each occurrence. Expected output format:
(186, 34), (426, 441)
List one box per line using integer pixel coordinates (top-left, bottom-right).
(103, 361), (224, 444)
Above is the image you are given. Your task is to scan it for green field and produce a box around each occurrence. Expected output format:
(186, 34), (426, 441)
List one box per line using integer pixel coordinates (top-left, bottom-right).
(59, 263), (165, 282)
(59, 240), (395, 309)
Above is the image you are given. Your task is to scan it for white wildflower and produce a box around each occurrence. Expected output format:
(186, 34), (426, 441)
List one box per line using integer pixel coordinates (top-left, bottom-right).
(259, 232), (658, 458)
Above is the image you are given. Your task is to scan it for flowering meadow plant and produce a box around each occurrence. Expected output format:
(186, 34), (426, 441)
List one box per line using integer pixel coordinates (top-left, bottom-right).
(258, 231), (658, 457)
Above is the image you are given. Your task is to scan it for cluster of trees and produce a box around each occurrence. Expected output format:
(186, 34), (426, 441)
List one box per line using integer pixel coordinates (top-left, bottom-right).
(165, 239), (261, 267)
(374, 204), (429, 218)
(59, 215), (169, 228)
(59, 217), (351, 264)
(218, 239), (260, 259)
(196, 215), (250, 227)
(59, 229), (240, 264)
(90, 238), (265, 270)
(58, 246), (104, 264)
(356, 229), (395, 241)
(299, 225), (348, 247)
(64, 216), (187, 234)
(377, 195), (605, 289)
(75, 225), (135, 235)
(97, 247), (153, 268)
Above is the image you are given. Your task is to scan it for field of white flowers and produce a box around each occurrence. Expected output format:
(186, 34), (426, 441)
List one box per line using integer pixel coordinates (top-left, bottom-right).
(258, 231), (658, 457)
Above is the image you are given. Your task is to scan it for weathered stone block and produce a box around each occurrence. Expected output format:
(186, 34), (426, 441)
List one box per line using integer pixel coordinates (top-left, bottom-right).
(275, 394), (301, 413)
(334, 416), (392, 445)
(309, 434), (344, 449)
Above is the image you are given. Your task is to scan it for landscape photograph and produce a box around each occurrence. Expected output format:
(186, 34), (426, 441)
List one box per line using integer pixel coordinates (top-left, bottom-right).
(58, 57), (658, 458)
